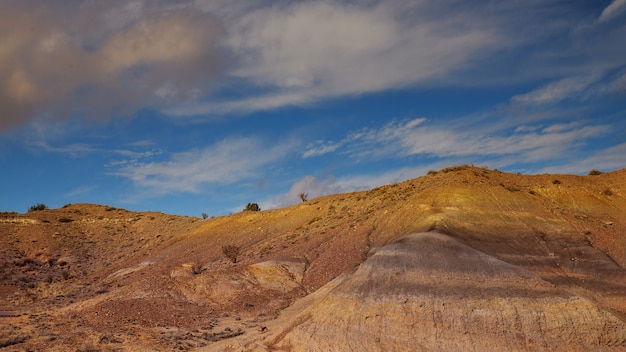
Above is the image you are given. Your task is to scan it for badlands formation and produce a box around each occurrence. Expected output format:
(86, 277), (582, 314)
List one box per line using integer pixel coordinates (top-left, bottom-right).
(1, 166), (625, 351)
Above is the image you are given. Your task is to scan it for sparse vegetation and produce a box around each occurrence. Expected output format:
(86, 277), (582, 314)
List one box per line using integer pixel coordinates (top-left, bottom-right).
(192, 263), (203, 274)
(222, 245), (240, 263)
(28, 203), (48, 212)
(552, 179), (561, 185)
(244, 203), (260, 211)
(441, 165), (469, 173)
(427, 170), (438, 175)
(202, 213), (208, 219)
(501, 183), (520, 192)
(604, 189), (613, 196)
(299, 192), (308, 202)
(58, 217), (74, 223)
(589, 169), (603, 176)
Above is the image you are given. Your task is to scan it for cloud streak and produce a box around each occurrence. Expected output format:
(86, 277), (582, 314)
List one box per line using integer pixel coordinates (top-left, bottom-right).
(113, 137), (297, 194)
(599, 0), (626, 22)
(168, 0), (502, 115)
(307, 117), (610, 166)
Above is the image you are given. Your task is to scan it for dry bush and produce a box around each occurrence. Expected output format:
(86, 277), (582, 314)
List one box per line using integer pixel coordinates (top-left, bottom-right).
(28, 203), (48, 212)
(222, 245), (240, 263)
(192, 263), (203, 274)
(440, 165), (469, 173)
(588, 169), (603, 176)
(244, 203), (260, 211)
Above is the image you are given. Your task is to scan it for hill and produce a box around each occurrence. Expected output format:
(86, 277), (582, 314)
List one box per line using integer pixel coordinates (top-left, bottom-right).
(1, 165), (625, 351)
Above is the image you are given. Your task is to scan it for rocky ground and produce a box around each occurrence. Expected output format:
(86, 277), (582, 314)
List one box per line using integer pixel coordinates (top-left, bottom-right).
(1, 165), (625, 351)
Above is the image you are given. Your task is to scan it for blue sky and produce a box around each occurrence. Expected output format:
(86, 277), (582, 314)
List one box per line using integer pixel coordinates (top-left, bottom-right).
(1, 0), (625, 216)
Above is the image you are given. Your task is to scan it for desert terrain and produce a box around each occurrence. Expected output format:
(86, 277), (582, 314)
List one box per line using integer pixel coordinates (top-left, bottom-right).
(1, 165), (625, 351)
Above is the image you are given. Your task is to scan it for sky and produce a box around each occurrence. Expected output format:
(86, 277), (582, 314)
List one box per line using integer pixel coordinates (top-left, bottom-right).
(1, 0), (625, 217)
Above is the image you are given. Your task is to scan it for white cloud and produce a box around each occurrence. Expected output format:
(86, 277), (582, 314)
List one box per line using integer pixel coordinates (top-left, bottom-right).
(303, 140), (345, 158)
(537, 142), (626, 174)
(599, 0), (626, 22)
(307, 117), (609, 164)
(511, 74), (602, 106)
(113, 137), (296, 194)
(30, 141), (95, 158)
(169, 1), (501, 116)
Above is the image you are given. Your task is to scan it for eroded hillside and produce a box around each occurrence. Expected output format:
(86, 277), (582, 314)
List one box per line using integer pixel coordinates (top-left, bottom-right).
(1, 166), (625, 351)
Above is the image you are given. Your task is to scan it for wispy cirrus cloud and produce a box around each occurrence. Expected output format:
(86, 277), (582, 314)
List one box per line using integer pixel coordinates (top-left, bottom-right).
(538, 142), (626, 174)
(171, 0), (626, 117)
(113, 136), (297, 195)
(306, 117), (609, 165)
(167, 0), (502, 116)
(599, 0), (626, 22)
(510, 74), (603, 106)
(510, 69), (626, 107)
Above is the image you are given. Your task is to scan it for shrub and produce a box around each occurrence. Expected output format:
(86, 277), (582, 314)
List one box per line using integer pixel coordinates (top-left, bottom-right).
(28, 203), (48, 212)
(201, 213), (208, 220)
(588, 169), (603, 176)
(58, 217), (74, 223)
(441, 165), (469, 173)
(552, 179), (561, 185)
(298, 192), (308, 202)
(192, 263), (203, 274)
(222, 245), (240, 263)
(244, 203), (260, 211)
(604, 189), (613, 196)
(505, 185), (520, 192)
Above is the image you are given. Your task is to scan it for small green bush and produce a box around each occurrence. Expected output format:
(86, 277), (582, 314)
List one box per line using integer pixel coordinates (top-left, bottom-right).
(28, 203), (48, 212)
